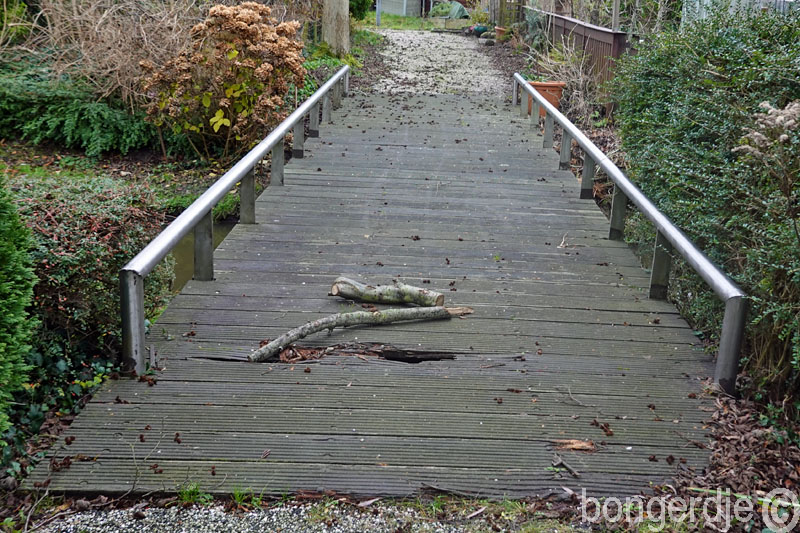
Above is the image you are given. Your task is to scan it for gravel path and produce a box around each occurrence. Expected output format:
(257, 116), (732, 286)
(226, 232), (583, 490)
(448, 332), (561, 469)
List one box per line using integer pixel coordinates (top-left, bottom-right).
(367, 30), (508, 97)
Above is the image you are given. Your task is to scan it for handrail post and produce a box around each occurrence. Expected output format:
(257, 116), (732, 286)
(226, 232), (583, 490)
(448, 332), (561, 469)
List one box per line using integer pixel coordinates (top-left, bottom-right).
(543, 112), (554, 149)
(292, 119), (305, 158)
(531, 104), (540, 133)
(240, 167), (256, 224)
(194, 210), (214, 281)
(609, 185), (627, 240)
(512, 79), (518, 106)
(649, 230), (672, 299)
(559, 130), (572, 170)
(272, 138), (285, 185)
(120, 269), (146, 376)
(332, 80), (342, 109)
(580, 156), (595, 199)
(715, 296), (748, 395)
(519, 91), (527, 118)
(344, 71), (350, 96)
(309, 102), (320, 138)
(322, 95), (332, 123)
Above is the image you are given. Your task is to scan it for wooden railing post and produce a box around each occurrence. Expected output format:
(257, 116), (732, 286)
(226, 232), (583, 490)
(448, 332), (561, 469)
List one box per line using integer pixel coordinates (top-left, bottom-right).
(322, 94), (332, 123)
(120, 269), (146, 375)
(519, 91), (527, 118)
(543, 112), (554, 149)
(292, 119), (305, 158)
(272, 138), (284, 186)
(559, 130), (572, 170)
(609, 185), (627, 240)
(649, 230), (672, 299)
(194, 210), (214, 281)
(580, 156), (595, 199)
(309, 102), (320, 138)
(240, 167), (256, 224)
(512, 79), (518, 106)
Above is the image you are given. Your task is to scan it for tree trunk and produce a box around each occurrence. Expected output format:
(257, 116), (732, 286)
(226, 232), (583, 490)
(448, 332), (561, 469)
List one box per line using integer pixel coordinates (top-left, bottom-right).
(330, 277), (445, 307)
(248, 306), (473, 362)
(322, 0), (350, 56)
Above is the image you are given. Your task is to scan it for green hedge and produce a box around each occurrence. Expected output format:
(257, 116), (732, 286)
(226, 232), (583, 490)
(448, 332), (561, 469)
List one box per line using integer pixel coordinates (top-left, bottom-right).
(612, 6), (800, 402)
(2, 174), (174, 472)
(0, 62), (156, 157)
(0, 179), (36, 442)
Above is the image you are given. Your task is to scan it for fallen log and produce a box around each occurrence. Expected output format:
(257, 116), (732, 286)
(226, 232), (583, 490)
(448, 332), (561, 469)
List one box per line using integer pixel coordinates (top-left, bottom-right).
(248, 306), (473, 362)
(330, 277), (444, 307)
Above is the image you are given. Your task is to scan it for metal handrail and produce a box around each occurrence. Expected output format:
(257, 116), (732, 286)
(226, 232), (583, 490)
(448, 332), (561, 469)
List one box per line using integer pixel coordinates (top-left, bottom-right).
(513, 72), (747, 394)
(120, 65), (351, 375)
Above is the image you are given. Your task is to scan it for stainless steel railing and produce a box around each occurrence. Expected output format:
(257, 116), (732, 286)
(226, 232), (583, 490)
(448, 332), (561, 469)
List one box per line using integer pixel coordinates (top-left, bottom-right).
(120, 65), (351, 375)
(513, 73), (747, 394)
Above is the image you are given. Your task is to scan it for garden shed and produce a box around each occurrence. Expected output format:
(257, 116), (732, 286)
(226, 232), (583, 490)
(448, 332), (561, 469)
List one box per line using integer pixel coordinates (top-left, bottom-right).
(380, 0), (423, 16)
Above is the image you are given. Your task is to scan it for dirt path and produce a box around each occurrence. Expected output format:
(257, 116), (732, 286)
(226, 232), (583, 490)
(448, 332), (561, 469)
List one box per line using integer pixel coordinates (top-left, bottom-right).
(366, 29), (509, 97)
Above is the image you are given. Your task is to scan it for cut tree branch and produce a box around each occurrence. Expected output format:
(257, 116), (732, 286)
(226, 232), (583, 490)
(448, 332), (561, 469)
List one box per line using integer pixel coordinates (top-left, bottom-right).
(248, 306), (472, 362)
(329, 277), (444, 307)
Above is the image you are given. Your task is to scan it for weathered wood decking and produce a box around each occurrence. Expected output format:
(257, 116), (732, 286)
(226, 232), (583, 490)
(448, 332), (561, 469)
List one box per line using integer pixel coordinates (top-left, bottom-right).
(29, 93), (714, 499)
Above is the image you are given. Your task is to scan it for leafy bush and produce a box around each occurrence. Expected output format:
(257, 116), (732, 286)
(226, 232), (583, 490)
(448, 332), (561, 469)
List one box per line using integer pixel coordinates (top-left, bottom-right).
(349, 0), (372, 20)
(612, 6), (800, 402)
(0, 62), (156, 157)
(2, 173), (174, 472)
(143, 3), (306, 162)
(0, 178), (35, 443)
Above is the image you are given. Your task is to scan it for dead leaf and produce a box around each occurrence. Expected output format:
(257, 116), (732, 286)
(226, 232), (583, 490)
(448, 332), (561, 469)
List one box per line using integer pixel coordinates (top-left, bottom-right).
(553, 439), (596, 452)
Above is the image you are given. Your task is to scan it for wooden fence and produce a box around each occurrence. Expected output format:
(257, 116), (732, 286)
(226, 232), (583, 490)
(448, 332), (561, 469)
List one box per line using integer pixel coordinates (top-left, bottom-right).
(543, 10), (631, 87)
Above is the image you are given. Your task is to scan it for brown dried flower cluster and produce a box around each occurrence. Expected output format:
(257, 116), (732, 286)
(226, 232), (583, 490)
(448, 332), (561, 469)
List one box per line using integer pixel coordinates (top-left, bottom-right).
(142, 2), (306, 161)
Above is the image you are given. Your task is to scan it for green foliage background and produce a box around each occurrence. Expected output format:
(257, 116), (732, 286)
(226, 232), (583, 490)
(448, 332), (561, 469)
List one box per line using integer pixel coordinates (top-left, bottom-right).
(0, 178), (36, 443)
(612, 6), (800, 403)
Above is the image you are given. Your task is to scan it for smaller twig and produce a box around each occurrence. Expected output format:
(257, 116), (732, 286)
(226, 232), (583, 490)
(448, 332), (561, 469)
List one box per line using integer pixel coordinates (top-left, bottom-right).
(552, 454), (580, 478)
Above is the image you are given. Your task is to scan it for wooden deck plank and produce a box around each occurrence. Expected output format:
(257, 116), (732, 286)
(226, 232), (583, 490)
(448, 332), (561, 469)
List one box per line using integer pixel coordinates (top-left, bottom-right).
(25, 92), (714, 499)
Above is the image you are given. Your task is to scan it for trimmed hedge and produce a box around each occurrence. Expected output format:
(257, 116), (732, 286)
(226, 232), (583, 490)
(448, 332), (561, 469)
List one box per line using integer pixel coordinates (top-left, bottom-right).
(0, 178), (36, 442)
(612, 6), (800, 402)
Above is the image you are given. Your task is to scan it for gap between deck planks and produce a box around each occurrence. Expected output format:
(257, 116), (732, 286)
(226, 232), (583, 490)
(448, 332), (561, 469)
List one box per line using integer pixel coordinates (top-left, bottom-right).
(25, 92), (714, 500)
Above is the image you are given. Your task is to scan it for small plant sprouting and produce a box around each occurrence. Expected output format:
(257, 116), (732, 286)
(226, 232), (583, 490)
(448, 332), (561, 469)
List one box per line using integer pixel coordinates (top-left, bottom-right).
(177, 482), (213, 506)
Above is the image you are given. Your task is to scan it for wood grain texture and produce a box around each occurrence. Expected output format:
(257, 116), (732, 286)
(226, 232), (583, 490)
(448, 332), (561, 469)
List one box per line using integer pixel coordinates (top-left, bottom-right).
(25, 93), (715, 500)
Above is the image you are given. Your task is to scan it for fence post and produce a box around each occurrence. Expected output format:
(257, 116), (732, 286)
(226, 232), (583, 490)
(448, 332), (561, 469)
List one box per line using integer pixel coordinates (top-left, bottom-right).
(240, 167), (256, 224)
(559, 130), (572, 170)
(309, 102), (320, 138)
(543, 112), (554, 149)
(292, 119), (305, 158)
(194, 210), (214, 281)
(272, 138), (285, 186)
(580, 157), (595, 199)
(120, 269), (146, 376)
(332, 81), (342, 109)
(344, 71), (350, 96)
(715, 296), (748, 395)
(609, 185), (627, 240)
(649, 230), (672, 299)
(519, 91), (527, 117)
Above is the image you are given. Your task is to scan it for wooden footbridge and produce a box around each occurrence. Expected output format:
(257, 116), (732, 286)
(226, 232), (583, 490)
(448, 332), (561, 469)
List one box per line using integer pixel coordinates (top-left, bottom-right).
(29, 68), (743, 499)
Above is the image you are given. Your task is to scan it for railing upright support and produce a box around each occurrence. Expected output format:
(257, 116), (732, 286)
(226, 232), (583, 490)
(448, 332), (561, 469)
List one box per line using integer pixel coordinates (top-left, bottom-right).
(309, 102), (320, 138)
(649, 230), (672, 299)
(194, 210), (214, 281)
(332, 81), (342, 109)
(520, 92), (527, 118)
(344, 71), (350, 96)
(715, 296), (748, 395)
(559, 130), (572, 170)
(512, 80), (518, 106)
(240, 167), (256, 224)
(293, 119), (305, 158)
(543, 112), (554, 149)
(580, 157), (595, 199)
(272, 138), (285, 185)
(120, 269), (146, 376)
(609, 185), (627, 240)
(322, 95), (332, 123)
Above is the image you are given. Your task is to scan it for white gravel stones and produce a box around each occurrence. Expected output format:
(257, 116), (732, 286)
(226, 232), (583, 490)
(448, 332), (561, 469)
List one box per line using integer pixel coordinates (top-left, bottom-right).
(368, 29), (508, 97)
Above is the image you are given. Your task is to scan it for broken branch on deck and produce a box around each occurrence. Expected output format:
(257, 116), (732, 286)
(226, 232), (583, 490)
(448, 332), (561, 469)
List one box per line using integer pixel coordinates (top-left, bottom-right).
(329, 277), (444, 307)
(248, 306), (473, 362)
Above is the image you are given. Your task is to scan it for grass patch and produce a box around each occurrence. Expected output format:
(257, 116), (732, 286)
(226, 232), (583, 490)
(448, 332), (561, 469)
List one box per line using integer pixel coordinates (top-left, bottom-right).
(356, 11), (436, 31)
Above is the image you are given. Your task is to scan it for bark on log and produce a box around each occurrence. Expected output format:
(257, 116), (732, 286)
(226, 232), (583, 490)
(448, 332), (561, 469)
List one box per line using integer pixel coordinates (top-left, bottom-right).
(330, 277), (444, 307)
(248, 306), (473, 362)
